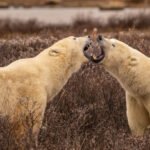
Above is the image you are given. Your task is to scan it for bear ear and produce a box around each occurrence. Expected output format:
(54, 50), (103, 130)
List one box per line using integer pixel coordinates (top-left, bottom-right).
(49, 49), (60, 56)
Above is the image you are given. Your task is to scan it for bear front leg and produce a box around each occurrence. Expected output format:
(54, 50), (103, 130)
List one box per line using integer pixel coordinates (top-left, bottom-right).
(11, 95), (47, 149)
(31, 107), (46, 148)
(126, 92), (150, 136)
(27, 98), (47, 148)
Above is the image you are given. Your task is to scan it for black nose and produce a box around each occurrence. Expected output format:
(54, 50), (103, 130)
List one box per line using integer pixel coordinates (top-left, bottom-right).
(88, 35), (91, 39)
(97, 35), (103, 41)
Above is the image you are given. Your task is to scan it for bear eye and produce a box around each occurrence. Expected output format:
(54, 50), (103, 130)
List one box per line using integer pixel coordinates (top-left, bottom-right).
(112, 44), (115, 47)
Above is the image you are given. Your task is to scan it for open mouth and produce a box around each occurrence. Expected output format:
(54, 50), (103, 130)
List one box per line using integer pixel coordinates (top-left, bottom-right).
(83, 42), (105, 63)
(83, 43), (90, 51)
(91, 46), (105, 63)
(83, 43), (92, 60)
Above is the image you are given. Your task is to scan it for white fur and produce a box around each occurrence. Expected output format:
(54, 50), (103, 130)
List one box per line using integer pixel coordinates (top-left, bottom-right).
(100, 38), (150, 136)
(0, 36), (89, 146)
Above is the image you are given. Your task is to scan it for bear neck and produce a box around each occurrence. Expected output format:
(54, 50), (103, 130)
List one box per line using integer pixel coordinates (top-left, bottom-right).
(47, 60), (82, 101)
(36, 52), (82, 102)
(104, 49), (149, 96)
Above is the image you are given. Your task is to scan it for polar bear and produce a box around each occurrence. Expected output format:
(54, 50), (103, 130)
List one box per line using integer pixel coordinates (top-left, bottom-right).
(94, 35), (150, 136)
(0, 36), (100, 147)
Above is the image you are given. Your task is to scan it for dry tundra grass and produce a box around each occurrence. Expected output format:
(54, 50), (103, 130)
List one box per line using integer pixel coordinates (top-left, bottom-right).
(0, 19), (149, 149)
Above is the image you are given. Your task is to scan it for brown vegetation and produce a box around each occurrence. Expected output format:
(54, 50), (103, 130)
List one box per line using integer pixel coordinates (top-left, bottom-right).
(0, 19), (149, 149)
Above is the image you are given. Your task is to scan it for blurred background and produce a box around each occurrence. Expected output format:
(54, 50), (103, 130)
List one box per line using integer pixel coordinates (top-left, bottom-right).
(0, 0), (150, 150)
(0, 0), (149, 7)
(0, 0), (149, 26)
